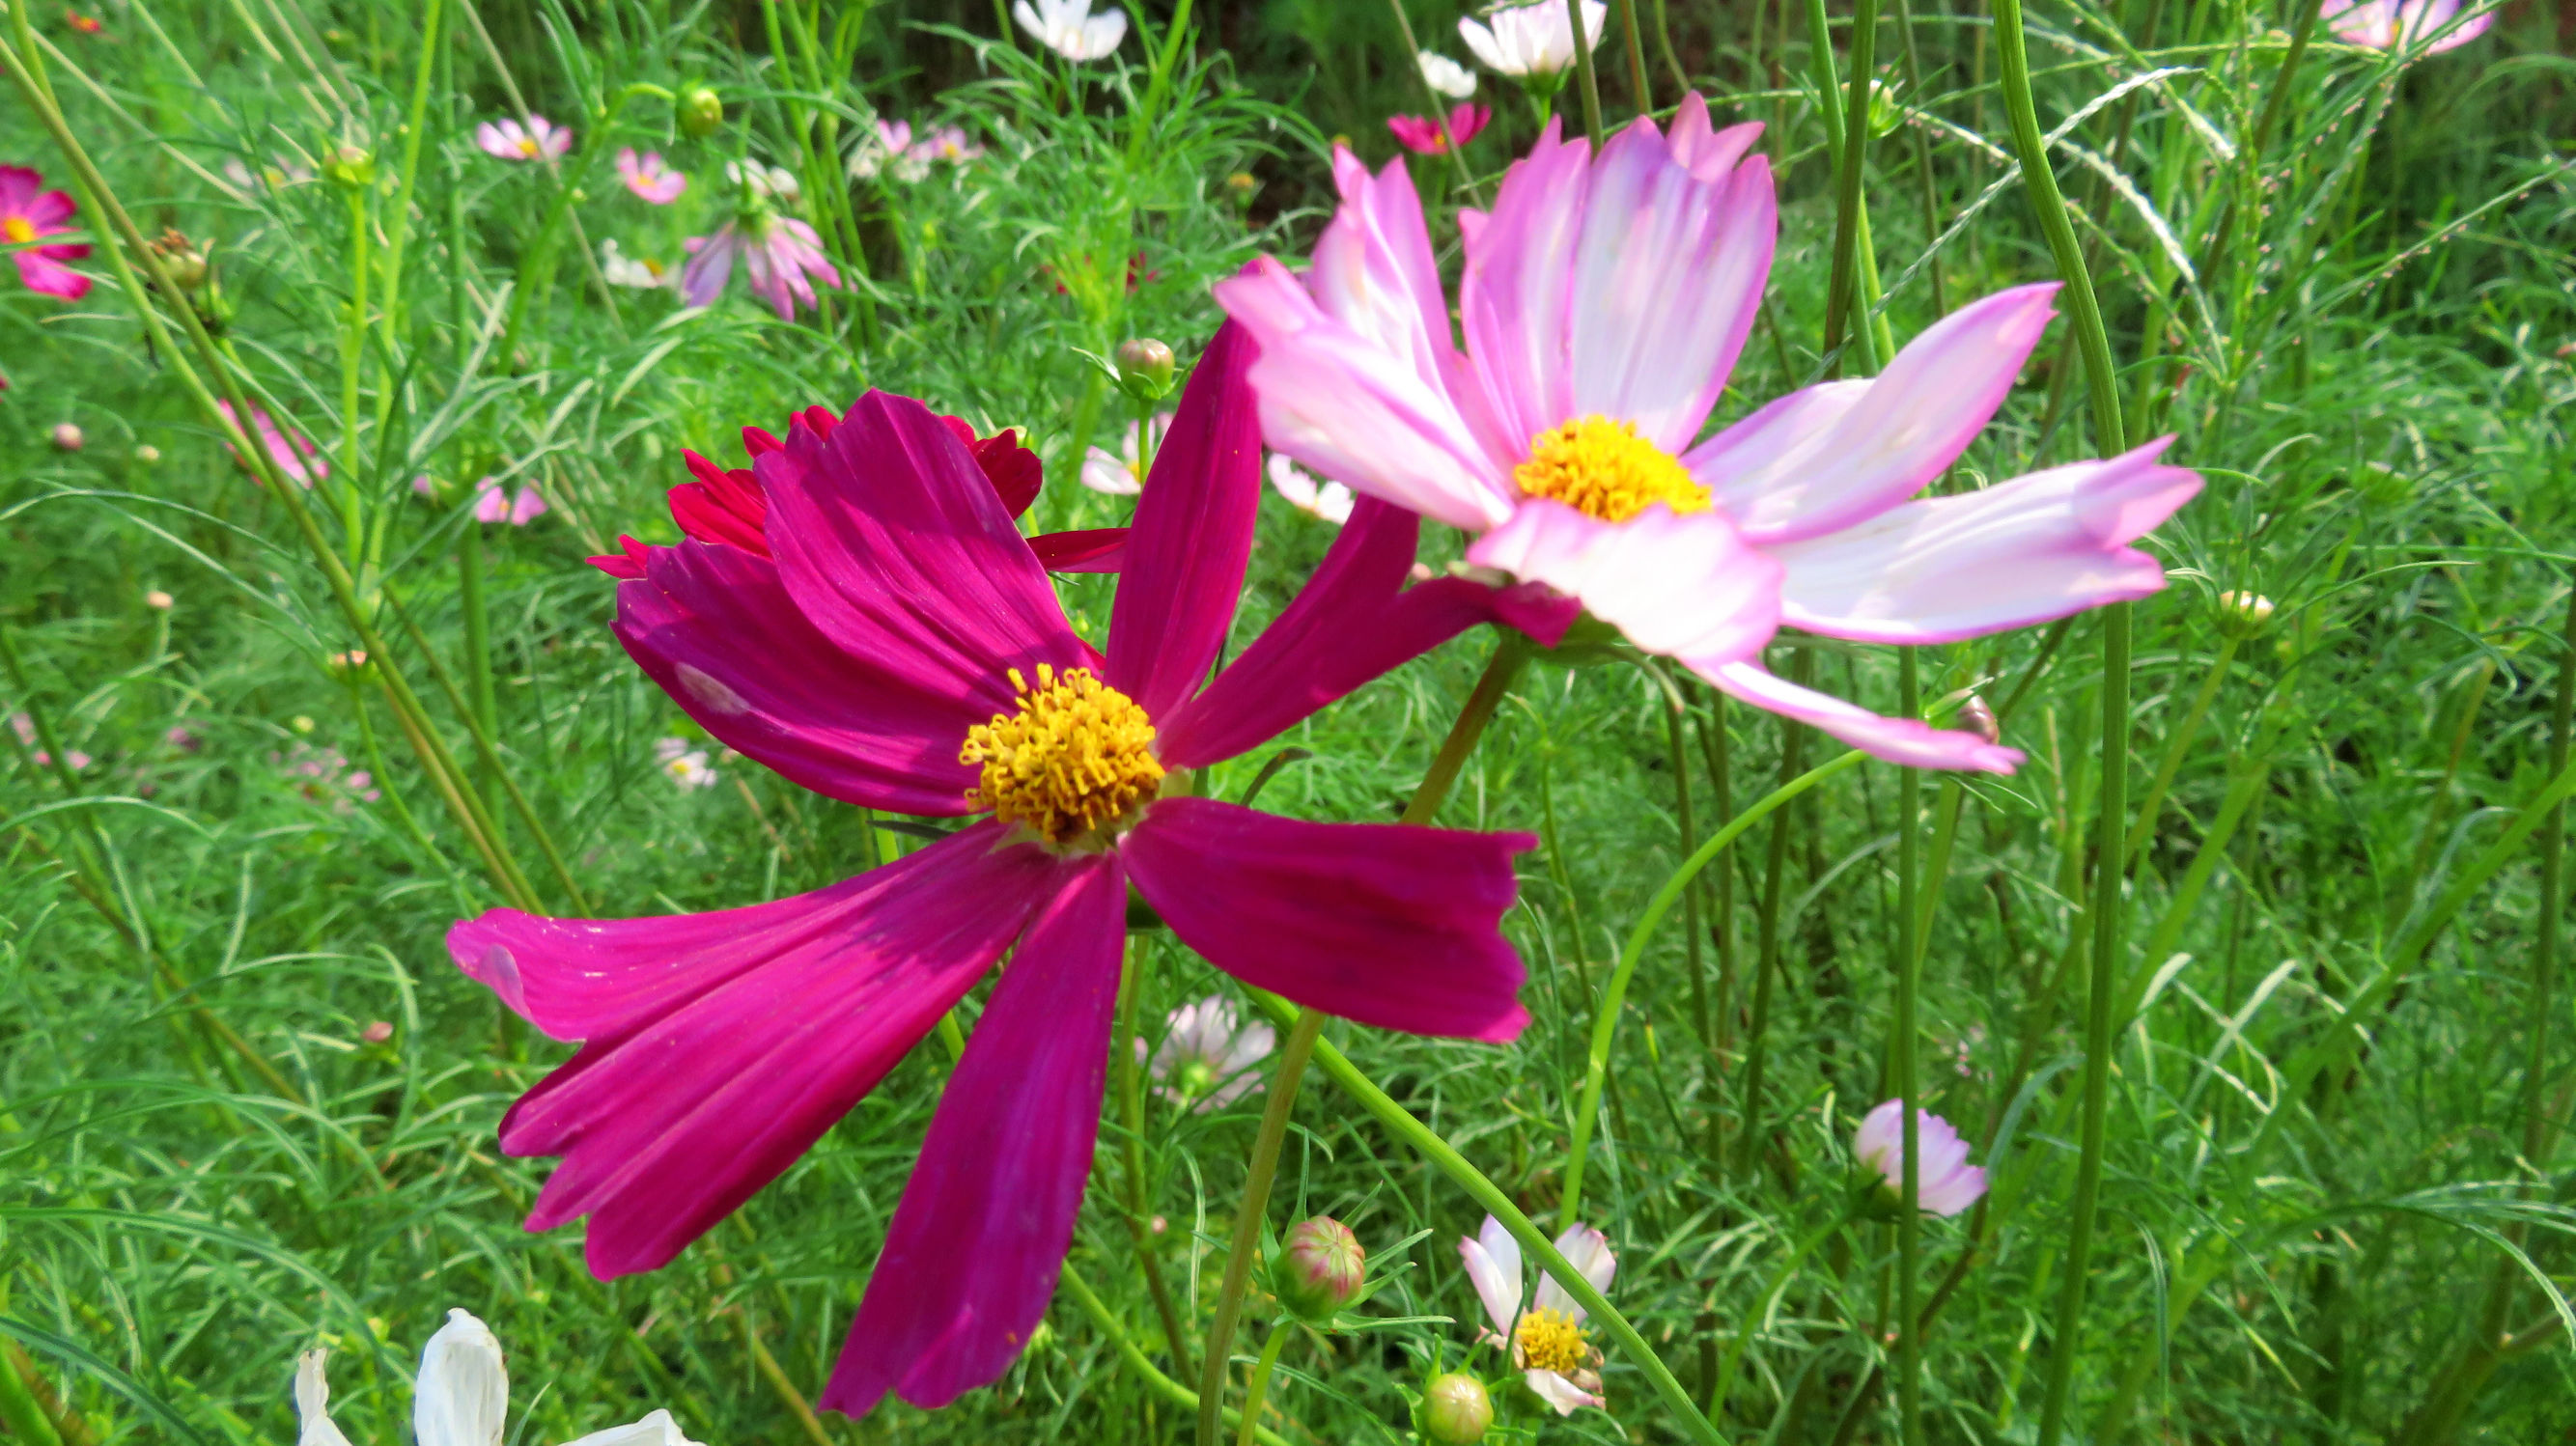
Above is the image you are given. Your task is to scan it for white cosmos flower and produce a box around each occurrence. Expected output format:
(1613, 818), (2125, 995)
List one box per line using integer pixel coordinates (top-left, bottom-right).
(1080, 411), (1174, 495)
(655, 737), (717, 790)
(1458, 1215), (1616, 1415)
(1267, 455), (1355, 525)
(1418, 50), (1478, 98)
(600, 240), (676, 291)
(723, 159), (800, 206)
(1458, 0), (1609, 76)
(297, 1310), (697, 1446)
(1142, 995), (1276, 1110)
(1013, 0), (1127, 60)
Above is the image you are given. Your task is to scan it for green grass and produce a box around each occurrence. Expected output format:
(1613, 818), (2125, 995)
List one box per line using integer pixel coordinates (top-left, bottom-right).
(4, 0), (2573, 1443)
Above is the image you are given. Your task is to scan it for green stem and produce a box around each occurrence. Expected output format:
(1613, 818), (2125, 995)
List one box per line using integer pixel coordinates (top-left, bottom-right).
(340, 184), (370, 569)
(1611, 0), (1653, 113)
(2123, 633), (2238, 857)
(379, 0), (444, 343)
(1405, 636), (1533, 827)
(1232, 1321), (1291, 1446)
(1892, 650), (1923, 1446)
(1560, 749), (1869, 1229)
(1117, 935), (1196, 1381)
(1736, 647), (1814, 1173)
(458, 518), (500, 808)
(1193, 1011), (1322, 1446)
(1820, 0), (1880, 370)
(1566, 0), (1607, 146)
(1707, 1203), (1861, 1420)
(1057, 1266), (1295, 1446)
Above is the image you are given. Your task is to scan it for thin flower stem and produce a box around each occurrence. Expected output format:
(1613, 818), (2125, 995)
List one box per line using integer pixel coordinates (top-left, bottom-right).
(378, 0), (444, 342)
(1566, 0), (1608, 147)
(1560, 748), (1869, 1229)
(2123, 632), (2238, 857)
(1736, 648), (1814, 1173)
(339, 184), (370, 558)
(1707, 1202), (1861, 1420)
(1820, 0), (1880, 371)
(1669, 683), (1713, 1056)
(1117, 934), (1196, 1382)
(457, 520), (502, 808)
(1892, 649), (1923, 1446)
(1405, 635), (1536, 828)
(1192, 1010), (1322, 1446)
(1231, 1321), (1292, 1446)
(1058, 1265), (1297, 1446)
(1611, 0), (1653, 113)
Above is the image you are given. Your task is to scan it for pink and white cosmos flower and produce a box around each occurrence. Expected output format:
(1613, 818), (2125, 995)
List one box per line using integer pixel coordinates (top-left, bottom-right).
(615, 149), (686, 204)
(1217, 93), (2202, 773)
(1459, 1215), (1617, 1414)
(1, 164), (92, 299)
(2319, 0), (2491, 50)
(475, 115), (574, 162)
(1854, 1099), (1988, 1216)
(681, 214), (841, 320)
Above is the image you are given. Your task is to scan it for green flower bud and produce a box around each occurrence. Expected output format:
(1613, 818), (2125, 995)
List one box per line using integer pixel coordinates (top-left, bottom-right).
(1418, 1373), (1492, 1444)
(679, 84), (724, 138)
(2218, 589), (2276, 634)
(1272, 1216), (1363, 1323)
(323, 144), (376, 190)
(1115, 337), (1177, 403)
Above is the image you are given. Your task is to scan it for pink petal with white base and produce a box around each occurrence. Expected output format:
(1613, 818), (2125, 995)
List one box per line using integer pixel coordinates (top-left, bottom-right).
(1467, 500), (1781, 669)
(1459, 1216), (1524, 1338)
(1772, 439), (2201, 644)
(1456, 121), (1591, 452)
(1306, 151), (1454, 384)
(1691, 285), (2062, 543)
(1530, 1221), (1614, 1321)
(1665, 96), (1764, 181)
(1704, 659), (2025, 773)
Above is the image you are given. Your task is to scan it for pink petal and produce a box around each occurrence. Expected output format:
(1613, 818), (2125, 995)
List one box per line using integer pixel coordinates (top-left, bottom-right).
(474, 122), (513, 156)
(613, 540), (986, 814)
(1306, 150), (1455, 398)
(1386, 115), (1445, 153)
(1692, 285), (2061, 543)
(0, 165), (35, 210)
(1466, 499), (1782, 671)
(1155, 497), (1576, 769)
(1564, 120), (1775, 454)
(680, 228), (737, 307)
(1121, 797), (1533, 1041)
(1446, 102), (1492, 147)
(1104, 321), (1262, 718)
(1531, 1222), (1615, 1320)
(761, 391), (1092, 724)
(21, 188), (76, 228)
(1771, 438), (2201, 644)
(1457, 120), (1590, 454)
(1526, 1368), (1605, 1414)
(1666, 96), (1764, 181)
(822, 857), (1126, 1414)
(471, 484), (510, 524)
(1028, 527), (1129, 573)
(509, 487), (549, 525)
(14, 253), (91, 299)
(448, 822), (1069, 1276)
(1703, 658), (2024, 773)
(1459, 1223), (1523, 1337)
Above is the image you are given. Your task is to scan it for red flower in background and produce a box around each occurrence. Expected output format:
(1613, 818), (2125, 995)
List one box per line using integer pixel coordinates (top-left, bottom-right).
(1388, 102), (1492, 155)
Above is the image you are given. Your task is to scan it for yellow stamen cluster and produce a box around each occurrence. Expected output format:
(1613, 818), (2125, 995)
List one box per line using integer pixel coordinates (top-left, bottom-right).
(1512, 416), (1712, 523)
(961, 664), (1163, 845)
(3, 217), (36, 245)
(516, 137), (542, 157)
(1514, 1307), (1588, 1376)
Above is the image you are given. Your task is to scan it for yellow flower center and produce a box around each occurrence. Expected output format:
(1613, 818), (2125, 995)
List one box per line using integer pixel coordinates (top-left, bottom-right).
(961, 664), (1164, 845)
(1512, 416), (1711, 523)
(3, 216), (35, 245)
(1514, 1307), (1588, 1376)
(516, 136), (541, 157)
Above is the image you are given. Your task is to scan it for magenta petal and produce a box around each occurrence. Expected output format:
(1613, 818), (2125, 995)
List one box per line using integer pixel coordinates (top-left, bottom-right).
(615, 541), (985, 814)
(446, 822), (1069, 1277)
(1123, 797), (1533, 1041)
(1103, 321), (1263, 718)
(1029, 527), (1129, 572)
(1157, 498), (1572, 768)
(1703, 659), (2024, 773)
(765, 391), (1090, 721)
(822, 857), (1127, 1416)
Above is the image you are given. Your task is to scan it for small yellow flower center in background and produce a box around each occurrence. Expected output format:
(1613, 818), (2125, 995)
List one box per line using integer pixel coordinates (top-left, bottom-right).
(3, 217), (36, 245)
(1513, 416), (1711, 523)
(516, 136), (541, 157)
(1514, 1307), (1588, 1375)
(962, 664), (1164, 844)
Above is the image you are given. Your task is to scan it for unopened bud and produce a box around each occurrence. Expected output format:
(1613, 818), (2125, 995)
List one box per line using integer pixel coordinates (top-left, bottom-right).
(1224, 171), (1259, 207)
(679, 84), (725, 138)
(1957, 694), (1999, 746)
(149, 229), (210, 291)
(1273, 1216), (1364, 1322)
(360, 1020), (394, 1044)
(145, 589), (174, 610)
(291, 714), (316, 734)
(51, 423), (84, 452)
(2218, 590), (2275, 632)
(134, 444), (162, 465)
(324, 144), (376, 189)
(326, 650), (373, 682)
(1115, 337), (1177, 401)
(1418, 1373), (1492, 1444)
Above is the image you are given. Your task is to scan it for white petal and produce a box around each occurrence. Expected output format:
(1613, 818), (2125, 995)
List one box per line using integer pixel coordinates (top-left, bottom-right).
(1526, 1368), (1605, 1414)
(294, 1351), (353, 1446)
(1532, 1222), (1615, 1321)
(414, 1310), (509, 1446)
(558, 1408), (702, 1446)
(1459, 1216), (1524, 1337)
(1080, 448), (1141, 495)
(1465, 500), (1781, 670)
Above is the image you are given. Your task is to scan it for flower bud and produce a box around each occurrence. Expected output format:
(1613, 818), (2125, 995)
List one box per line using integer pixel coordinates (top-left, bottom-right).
(326, 650), (373, 683)
(2218, 590), (2276, 633)
(1957, 694), (1999, 746)
(134, 444), (162, 465)
(360, 1020), (393, 1044)
(1418, 1373), (1492, 1444)
(1272, 1216), (1364, 1322)
(1115, 337), (1177, 402)
(679, 84), (725, 138)
(323, 144), (376, 190)
(51, 423), (84, 452)
(144, 589), (174, 611)
(1223, 171), (1259, 208)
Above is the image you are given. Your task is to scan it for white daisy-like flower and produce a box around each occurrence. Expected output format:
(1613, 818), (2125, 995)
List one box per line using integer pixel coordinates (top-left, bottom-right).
(1458, 0), (1609, 77)
(1458, 1215), (1616, 1415)
(1266, 455), (1355, 525)
(1079, 411), (1175, 495)
(297, 1309), (697, 1446)
(1418, 50), (1479, 98)
(1142, 995), (1276, 1110)
(724, 159), (801, 206)
(1013, 0), (1127, 61)
(600, 240), (677, 291)
(655, 737), (717, 790)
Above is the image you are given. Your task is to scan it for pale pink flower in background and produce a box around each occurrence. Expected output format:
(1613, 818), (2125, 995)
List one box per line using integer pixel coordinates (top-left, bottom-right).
(911, 125), (984, 164)
(724, 159), (801, 206)
(850, 119), (913, 181)
(50, 422), (84, 452)
(1014, 0), (1126, 60)
(145, 589), (175, 610)
(1458, 0), (1609, 78)
(1268, 455), (1354, 524)
(1081, 411), (1174, 495)
(1141, 995), (1275, 1110)
(680, 214), (841, 320)
(1459, 1215), (1615, 1414)
(599, 239), (678, 291)
(476, 115), (573, 162)
(2319, 0), (2491, 49)
(1388, 102), (1493, 155)
(615, 149), (686, 204)
(655, 737), (716, 790)
(1853, 1098), (1988, 1216)
(1217, 94), (2201, 774)
(278, 741), (379, 810)
(222, 154), (316, 191)
(215, 400), (325, 487)
(472, 479), (548, 525)
(11, 712), (91, 772)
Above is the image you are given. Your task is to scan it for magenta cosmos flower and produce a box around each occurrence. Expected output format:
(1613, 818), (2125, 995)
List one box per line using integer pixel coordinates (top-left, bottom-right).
(1217, 94), (2203, 773)
(2320, 0), (2491, 49)
(615, 148), (686, 204)
(2, 164), (92, 299)
(681, 213), (839, 320)
(215, 400), (325, 487)
(1388, 102), (1493, 155)
(475, 115), (573, 162)
(447, 324), (1569, 1414)
(1853, 1099), (1987, 1216)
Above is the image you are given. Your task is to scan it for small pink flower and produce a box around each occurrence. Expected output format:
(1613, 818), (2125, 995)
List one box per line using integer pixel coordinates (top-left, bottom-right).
(910, 125), (984, 165)
(165, 725), (201, 752)
(615, 148), (686, 204)
(2, 164), (93, 300)
(877, 118), (913, 153)
(475, 115), (573, 163)
(471, 478), (549, 525)
(1853, 1099), (1987, 1216)
(215, 401), (325, 487)
(2319, 0), (2490, 49)
(1142, 995), (1275, 1110)
(1459, 1215), (1616, 1414)
(680, 214), (841, 320)
(1387, 102), (1492, 155)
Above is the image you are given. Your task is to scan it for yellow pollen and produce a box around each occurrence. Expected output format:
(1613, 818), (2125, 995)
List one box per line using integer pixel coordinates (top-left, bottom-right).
(3, 216), (35, 245)
(1514, 1307), (1588, 1376)
(516, 136), (541, 157)
(961, 664), (1163, 844)
(1512, 416), (1711, 523)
